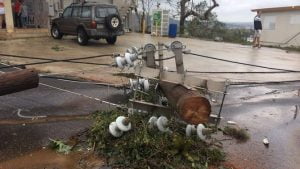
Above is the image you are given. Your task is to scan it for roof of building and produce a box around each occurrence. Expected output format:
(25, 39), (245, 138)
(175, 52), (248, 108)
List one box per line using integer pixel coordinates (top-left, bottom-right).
(252, 6), (300, 13)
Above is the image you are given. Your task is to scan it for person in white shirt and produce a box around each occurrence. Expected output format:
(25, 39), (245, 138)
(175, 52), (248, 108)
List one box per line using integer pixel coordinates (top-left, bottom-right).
(0, 0), (5, 29)
(20, 1), (28, 28)
(253, 11), (263, 48)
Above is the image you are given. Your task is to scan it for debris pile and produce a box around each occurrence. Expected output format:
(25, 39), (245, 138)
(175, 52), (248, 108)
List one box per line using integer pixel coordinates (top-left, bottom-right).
(89, 110), (225, 169)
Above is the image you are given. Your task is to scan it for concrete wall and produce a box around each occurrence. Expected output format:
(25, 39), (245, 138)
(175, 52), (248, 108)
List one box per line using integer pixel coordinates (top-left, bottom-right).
(261, 10), (300, 47)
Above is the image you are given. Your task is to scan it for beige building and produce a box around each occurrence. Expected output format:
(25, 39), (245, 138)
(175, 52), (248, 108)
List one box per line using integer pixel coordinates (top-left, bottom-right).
(1, 0), (136, 34)
(252, 6), (300, 47)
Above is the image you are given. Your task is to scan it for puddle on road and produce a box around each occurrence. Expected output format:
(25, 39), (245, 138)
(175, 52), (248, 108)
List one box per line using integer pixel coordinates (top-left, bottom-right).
(0, 149), (105, 169)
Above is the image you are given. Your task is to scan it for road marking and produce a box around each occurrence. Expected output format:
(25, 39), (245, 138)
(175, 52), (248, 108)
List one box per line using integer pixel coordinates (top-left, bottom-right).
(16, 109), (47, 119)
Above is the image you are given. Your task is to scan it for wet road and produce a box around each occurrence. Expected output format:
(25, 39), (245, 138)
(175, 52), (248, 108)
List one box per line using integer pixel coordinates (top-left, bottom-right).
(1, 63), (300, 169)
(221, 82), (300, 169)
(0, 64), (127, 162)
(1, 33), (300, 83)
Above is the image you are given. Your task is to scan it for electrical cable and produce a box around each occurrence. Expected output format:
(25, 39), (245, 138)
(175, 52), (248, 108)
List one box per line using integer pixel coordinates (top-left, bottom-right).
(187, 52), (300, 72)
(154, 56), (175, 61)
(0, 60), (112, 69)
(0, 53), (114, 70)
(40, 75), (125, 88)
(0, 53), (114, 69)
(229, 80), (300, 86)
(186, 70), (297, 74)
(0, 53), (114, 61)
(0, 62), (125, 108)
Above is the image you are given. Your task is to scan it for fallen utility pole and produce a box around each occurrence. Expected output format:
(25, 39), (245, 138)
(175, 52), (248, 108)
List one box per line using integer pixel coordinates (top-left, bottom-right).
(159, 81), (211, 125)
(0, 69), (39, 96)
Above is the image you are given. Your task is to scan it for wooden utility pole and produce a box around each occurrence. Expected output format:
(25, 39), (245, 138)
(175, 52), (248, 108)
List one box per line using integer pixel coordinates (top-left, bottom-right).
(0, 69), (39, 96)
(160, 81), (211, 124)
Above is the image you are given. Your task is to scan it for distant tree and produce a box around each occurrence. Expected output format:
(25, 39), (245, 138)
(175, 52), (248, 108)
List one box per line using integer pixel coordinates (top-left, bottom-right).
(187, 17), (254, 44)
(139, 0), (157, 32)
(167, 0), (219, 34)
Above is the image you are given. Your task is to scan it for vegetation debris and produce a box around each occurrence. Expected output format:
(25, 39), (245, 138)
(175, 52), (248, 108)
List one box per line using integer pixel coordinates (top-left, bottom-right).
(88, 109), (225, 169)
(49, 138), (72, 154)
(223, 126), (250, 143)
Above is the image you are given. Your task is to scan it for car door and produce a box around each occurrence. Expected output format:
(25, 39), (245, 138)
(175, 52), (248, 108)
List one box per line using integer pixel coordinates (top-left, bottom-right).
(69, 6), (81, 35)
(80, 6), (92, 29)
(60, 7), (73, 33)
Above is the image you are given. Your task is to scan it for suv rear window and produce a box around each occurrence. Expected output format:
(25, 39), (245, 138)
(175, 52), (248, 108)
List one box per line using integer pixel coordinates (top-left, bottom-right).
(96, 7), (118, 18)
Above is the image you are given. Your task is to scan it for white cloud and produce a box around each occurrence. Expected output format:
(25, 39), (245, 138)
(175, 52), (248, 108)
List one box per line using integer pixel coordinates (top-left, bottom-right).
(215, 0), (300, 22)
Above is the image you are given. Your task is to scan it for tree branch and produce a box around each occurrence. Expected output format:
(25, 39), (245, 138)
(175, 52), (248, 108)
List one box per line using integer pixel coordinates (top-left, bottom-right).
(184, 0), (218, 20)
(203, 0), (219, 19)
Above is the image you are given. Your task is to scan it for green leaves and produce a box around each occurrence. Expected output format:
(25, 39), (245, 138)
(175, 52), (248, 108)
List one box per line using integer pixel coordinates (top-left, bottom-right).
(49, 138), (72, 154)
(88, 110), (225, 169)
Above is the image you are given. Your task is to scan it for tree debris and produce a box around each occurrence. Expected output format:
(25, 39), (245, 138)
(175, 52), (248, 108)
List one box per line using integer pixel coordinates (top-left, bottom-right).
(223, 126), (250, 143)
(89, 110), (225, 169)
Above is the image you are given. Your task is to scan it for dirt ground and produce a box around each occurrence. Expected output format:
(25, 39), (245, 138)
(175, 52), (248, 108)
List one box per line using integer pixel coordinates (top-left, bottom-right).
(1, 33), (300, 84)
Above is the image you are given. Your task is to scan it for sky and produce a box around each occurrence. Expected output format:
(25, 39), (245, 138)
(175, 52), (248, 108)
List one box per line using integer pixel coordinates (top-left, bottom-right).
(214, 0), (300, 22)
(159, 0), (300, 23)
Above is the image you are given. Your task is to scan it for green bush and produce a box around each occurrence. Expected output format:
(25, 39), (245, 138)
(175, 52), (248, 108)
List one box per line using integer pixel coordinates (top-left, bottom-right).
(88, 110), (225, 169)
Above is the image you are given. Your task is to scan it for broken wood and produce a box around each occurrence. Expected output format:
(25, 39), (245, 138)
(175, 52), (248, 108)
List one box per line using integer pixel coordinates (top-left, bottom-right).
(0, 69), (39, 96)
(159, 81), (211, 125)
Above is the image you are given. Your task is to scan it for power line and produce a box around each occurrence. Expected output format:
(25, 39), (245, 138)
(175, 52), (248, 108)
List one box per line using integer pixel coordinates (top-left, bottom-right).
(0, 53), (114, 70)
(187, 52), (300, 72)
(186, 70), (299, 74)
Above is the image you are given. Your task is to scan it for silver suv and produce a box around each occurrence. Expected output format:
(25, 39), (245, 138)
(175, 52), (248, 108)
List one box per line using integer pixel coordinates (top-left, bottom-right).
(51, 2), (124, 45)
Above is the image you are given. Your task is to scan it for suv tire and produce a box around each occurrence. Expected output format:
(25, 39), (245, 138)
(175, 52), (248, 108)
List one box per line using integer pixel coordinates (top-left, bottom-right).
(106, 14), (121, 31)
(77, 28), (89, 46)
(106, 36), (117, 45)
(51, 25), (63, 39)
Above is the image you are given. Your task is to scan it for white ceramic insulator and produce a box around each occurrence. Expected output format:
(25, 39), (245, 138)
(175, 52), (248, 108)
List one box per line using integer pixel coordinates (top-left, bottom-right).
(109, 122), (123, 137)
(197, 124), (206, 140)
(129, 79), (138, 89)
(186, 125), (197, 137)
(148, 116), (158, 128)
(128, 108), (134, 115)
(116, 116), (132, 132)
(132, 47), (139, 54)
(116, 57), (126, 68)
(157, 116), (171, 133)
(126, 48), (133, 54)
(125, 53), (134, 66)
(143, 79), (150, 92)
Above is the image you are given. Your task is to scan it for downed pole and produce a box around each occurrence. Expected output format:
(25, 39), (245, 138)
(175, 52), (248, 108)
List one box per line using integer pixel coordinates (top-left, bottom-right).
(0, 69), (39, 96)
(159, 81), (211, 125)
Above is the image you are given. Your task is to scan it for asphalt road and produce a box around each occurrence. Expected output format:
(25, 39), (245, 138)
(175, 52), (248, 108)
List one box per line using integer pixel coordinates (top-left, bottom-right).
(1, 63), (300, 169)
(222, 83), (300, 169)
(0, 64), (127, 162)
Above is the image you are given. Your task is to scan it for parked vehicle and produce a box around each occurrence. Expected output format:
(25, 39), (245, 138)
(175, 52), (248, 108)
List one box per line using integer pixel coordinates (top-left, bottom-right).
(50, 2), (124, 45)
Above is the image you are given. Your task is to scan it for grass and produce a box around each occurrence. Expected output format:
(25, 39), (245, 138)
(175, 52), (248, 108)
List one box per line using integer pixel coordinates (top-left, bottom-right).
(88, 109), (225, 169)
(51, 45), (64, 52)
(223, 126), (250, 143)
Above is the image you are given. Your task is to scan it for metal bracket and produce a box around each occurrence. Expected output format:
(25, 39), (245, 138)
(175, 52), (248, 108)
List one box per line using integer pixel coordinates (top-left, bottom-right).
(144, 43), (156, 68)
(170, 41), (185, 74)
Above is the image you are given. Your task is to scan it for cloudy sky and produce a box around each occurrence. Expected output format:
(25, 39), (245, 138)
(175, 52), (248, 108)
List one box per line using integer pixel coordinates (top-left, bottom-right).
(214, 0), (300, 22)
(159, 0), (300, 22)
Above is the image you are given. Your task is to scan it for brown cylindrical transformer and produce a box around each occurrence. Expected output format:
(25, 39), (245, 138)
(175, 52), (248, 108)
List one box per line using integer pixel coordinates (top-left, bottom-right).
(0, 69), (39, 96)
(159, 81), (211, 124)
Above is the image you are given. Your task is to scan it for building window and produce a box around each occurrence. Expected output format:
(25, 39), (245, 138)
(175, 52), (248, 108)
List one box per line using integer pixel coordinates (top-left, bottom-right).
(290, 15), (300, 24)
(263, 16), (276, 30)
